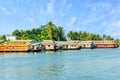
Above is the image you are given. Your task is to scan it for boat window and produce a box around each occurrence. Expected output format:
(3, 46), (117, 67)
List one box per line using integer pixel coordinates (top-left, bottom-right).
(48, 45), (50, 47)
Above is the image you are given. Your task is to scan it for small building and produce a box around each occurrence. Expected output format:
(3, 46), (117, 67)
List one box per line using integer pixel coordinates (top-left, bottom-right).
(6, 36), (17, 41)
(79, 41), (95, 49)
(42, 40), (56, 51)
(93, 40), (117, 48)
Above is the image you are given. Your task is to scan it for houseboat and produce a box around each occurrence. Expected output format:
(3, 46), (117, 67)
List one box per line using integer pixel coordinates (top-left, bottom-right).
(79, 41), (95, 49)
(93, 40), (117, 48)
(41, 40), (56, 51)
(0, 40), (41, 52)
(55, 40), (81, 50)
(55, 41), (69, 50)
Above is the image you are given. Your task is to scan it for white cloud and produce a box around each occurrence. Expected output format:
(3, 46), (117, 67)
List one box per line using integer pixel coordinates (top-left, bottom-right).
(75, 1), (120, 38)
(46, 0), (55, 15)
(82, 2), (112, 25)
(70, 16), (77, 25)
(25, 16), (34, 23)
(16, 0), (29, 3)
(66, 16), (77, 31)
(1, 7), (12, 15)
(0, 5), (19, 15)
(66, 3), (72, 11)
(37, 0), (73, 26)
(83, 15), (104, 25)
(24, 16), (37, 27)
(104, 20), (120, 37)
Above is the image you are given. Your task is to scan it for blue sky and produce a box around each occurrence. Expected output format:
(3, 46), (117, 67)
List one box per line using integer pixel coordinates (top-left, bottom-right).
(0, 0), (120, 38)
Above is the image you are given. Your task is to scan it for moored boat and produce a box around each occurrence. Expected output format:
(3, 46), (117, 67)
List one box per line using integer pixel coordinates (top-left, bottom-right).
(0, 40), (41, 52)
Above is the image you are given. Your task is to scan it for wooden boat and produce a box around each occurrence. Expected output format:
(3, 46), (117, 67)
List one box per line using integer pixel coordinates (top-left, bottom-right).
(94, 40), (117, 48)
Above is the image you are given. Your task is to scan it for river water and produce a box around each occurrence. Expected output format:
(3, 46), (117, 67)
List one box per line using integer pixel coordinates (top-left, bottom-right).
(0, 48), (120, 80)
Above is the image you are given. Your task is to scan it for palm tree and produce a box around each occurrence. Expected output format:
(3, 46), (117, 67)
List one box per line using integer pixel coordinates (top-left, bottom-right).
(103, 34), (106, 40)
(78, 31), (82, 40)
(20, 30), (28, 40)
(74, 32), (79, 40)
(46, 21), (56, 40)
(106, 35), (113, 40)
(67, 31), (73, 40)
(56, 26), (64, 41)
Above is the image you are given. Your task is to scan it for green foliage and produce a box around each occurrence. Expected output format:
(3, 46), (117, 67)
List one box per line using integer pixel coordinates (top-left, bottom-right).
(0, 35), (6, 40)
(114, 38), (120, 47)
(12, 21), (66, 41)
(12, 29), (21, 39)
(67, 31), (113, 41)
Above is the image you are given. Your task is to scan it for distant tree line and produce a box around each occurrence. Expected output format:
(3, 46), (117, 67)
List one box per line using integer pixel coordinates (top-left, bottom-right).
(0, 21), (118, 42)
(67, 31), (113, 41)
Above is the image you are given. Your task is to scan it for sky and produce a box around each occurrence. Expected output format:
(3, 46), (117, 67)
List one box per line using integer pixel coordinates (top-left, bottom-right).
(0, 0), (120, 38)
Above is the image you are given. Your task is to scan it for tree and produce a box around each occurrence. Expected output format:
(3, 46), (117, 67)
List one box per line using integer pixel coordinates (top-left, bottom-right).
(67, 31), (74, 40)
(106, 35), (113, 40)
(56, 26), (65, 41)
(78, 31), (82, 40)
(103, 34), (106, 40)
(0, 35), (6, 40)
(46, 21), (57, 40)
(20, 30), (28, 40)
(114, 38), (120, 46)
(12, 29), (21, 39)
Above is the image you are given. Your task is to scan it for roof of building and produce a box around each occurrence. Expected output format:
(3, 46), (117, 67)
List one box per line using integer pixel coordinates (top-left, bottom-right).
(93, 40), (115, 44)
(42, 40), (55, 45)
(55, 41), (79, 45)
(79, 41), (93, 44)
(10, 40), (33, 42)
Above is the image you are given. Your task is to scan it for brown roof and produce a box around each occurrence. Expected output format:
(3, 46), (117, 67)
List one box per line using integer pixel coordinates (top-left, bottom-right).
(55, 41), (79, 45)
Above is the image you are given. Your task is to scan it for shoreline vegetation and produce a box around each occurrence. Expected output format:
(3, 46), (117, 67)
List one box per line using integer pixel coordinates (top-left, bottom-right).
(0, 21), (119, 52)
